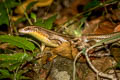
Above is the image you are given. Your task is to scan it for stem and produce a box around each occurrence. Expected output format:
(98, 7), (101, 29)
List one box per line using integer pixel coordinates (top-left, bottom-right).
(73, 51), (82, 80)
(18, 0), (33, 25)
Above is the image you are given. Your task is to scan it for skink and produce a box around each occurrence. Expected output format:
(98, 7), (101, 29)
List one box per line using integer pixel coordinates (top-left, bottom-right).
(19, 26), (120, 47)
(19, 26), (69, 47)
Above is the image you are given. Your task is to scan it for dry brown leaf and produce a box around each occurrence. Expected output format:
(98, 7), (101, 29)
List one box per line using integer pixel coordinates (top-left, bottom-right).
(55, 16), (68, 25)
(51, 42), (94, 62)
(52, 42), (73, 59)
(82, 16), (105, 34)
(93, 21), (115, 34)
(110, 44), (120, 62)
(15, 0), (53, 15)
(0, 43), (9, 49)
(114, 24), (120, 32)
(70, 0), (91, 15)
(83, 18), (116, 34)
(111, 9), (120, 21)
(12, 0), (53, 21)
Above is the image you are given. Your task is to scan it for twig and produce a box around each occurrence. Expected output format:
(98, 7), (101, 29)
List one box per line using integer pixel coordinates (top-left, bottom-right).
(57, 0), (119, 32)
(2, 0), (13, 34)
(27, 39), (42, 53)
(85, 45), (117, 80)
(18, 0), (33, 25)
(73, 51), (82, 80)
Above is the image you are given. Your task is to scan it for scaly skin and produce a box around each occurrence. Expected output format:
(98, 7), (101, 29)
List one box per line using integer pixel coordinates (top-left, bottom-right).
(82, 32), (120, 42)
(19, 26), (69, 47)
(19, 26), (120, 47)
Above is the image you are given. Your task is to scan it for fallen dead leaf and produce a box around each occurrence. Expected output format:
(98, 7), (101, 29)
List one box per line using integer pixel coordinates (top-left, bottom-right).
(93, 21), (115, 34)
(52, 42), (73, 59)
(0, 43), (9, 49)
(15, 0), (53, 15)
(114, 24), (120, 32)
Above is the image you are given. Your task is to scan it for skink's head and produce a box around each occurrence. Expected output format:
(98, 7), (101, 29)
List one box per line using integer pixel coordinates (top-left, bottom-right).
(19, 26), (38, 34)
(19, 26), (59, 47)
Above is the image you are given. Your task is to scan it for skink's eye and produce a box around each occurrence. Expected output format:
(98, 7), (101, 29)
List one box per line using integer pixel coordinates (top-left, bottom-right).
(24, 27), (31, 31)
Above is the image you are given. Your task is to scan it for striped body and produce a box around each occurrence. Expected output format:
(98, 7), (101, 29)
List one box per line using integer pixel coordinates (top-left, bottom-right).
(81, 32), (120, 42)
(19, 26), (120, 47)
(19, 26), (68, 47)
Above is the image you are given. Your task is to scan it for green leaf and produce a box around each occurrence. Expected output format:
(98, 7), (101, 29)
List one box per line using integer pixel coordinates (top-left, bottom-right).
(34, 18), (44, 27)
(0, 53), (32, 62)
(0, 68), (30, 80)
(30, 12), (36, 21)
(115, 62), (120, 69)
(83, 0), (100, 10)
(34, 14), (57, 29)
(44, 14), (57, 29)
(4, 0), (19, 10)
(9, 63), (22, 71)
(26, 1), (38, 11)
(0, 2), (9, 25)
(81, 48), (86, 55)
(0, 53), (33, 71)
(0, 0), (18, 25)
(15, 17), (26, 25)
(15, 70), (31, 80)
(0, 69), (10, 79)
(0, 35), (35, 51)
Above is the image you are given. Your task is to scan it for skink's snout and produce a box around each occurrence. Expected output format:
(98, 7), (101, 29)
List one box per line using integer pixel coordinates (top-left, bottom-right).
(18, 28), (26, 35)
(19, 26), (32, 34)
(19, 28), (24, 33)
